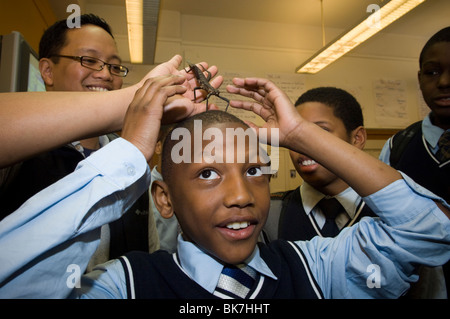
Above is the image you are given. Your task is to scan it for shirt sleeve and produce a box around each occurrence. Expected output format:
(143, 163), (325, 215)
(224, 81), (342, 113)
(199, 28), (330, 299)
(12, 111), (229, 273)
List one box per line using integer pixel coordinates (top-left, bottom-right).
(378, 138), (392, 165)
(72, 259), (128, 299)
(296, 175), (450, 299)
(0, 138), (151, 299)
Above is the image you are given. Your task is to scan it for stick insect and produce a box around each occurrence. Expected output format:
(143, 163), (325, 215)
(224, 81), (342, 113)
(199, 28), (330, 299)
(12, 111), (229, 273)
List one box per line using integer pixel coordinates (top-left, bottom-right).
(185, 61), (230, 111)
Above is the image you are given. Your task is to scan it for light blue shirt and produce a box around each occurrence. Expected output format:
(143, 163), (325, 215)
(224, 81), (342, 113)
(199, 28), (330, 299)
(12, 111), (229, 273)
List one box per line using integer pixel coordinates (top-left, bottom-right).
(378, 113), (449, 298)
(0, 138), (449, 299)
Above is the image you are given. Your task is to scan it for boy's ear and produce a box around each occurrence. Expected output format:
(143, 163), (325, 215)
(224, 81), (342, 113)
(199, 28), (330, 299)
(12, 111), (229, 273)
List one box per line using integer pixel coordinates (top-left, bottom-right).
(154, 140), (162, 155)
(39, 58), (54, 87)
(350, 126), (367, 150)
(151, 180), (174, 219)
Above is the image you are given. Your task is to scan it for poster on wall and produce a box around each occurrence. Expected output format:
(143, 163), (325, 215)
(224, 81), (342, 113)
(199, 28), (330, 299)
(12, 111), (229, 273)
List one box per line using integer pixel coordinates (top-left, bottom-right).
(373, 78), (411, 128)
(417, 82), (429, 120)
(214, 71), (306, 127)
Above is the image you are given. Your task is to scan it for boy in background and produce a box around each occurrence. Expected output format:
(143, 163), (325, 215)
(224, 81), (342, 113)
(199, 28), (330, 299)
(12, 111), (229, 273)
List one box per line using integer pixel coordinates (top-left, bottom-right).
(265, 87), (377, 241)
(380, 26), (450, 298)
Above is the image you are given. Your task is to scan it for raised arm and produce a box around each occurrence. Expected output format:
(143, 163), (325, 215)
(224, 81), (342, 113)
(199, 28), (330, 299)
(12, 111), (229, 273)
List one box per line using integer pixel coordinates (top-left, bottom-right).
(0, 74), (191, 298)
(0, 55), (222, 168)
(227, 77), (401, 197)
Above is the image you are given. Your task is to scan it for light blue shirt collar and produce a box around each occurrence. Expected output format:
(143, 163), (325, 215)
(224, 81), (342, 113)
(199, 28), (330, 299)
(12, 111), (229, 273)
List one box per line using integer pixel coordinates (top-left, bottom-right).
(423, 114), (446, 151)
(176, 235), (277, 293)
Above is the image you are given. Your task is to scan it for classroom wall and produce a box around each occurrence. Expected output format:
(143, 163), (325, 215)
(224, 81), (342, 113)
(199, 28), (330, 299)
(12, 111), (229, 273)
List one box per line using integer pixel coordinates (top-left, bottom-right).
(0, 0), (57, 53)
(124, 9), (432, 130)
(120, 9), (437, 192)
(2, 2), (443, 192)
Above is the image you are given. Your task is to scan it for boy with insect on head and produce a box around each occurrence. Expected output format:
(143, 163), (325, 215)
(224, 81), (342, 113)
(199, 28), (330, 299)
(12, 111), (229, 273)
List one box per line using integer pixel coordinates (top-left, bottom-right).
(0, 74), (449, 299)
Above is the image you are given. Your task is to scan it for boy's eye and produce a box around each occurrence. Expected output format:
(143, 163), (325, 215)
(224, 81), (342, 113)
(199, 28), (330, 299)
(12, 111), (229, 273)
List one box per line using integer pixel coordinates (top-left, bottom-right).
(317, 124), (331, 133)
(247, 167), (263, 177)
(426, 71), (440, 76)
(422, 68), (441, 77)
(199, 169), (219, 180)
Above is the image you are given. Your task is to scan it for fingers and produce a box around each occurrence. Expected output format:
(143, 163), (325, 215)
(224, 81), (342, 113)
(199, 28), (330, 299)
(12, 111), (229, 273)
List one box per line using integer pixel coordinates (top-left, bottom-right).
(209, 74), (224, 89)
(121, 75), (188, 159)
(134, 75), (186, 105)
(227, 78), (269, 103)
(229, 99), (274, 121)
(162, 96), (220, 124)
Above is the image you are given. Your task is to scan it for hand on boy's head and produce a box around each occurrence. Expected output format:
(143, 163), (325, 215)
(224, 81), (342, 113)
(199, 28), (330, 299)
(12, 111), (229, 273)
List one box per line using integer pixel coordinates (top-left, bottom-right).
(121, 75), (187, 161)
(146, 55), (224, 104)
(182, 64), (223, 103)
(227, 77), (304, 148)
(162, 96), (219, 125)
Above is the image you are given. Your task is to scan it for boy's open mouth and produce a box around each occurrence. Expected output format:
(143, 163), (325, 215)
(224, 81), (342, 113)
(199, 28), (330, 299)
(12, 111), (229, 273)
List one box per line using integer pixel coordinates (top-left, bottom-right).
(217, 219), (257, 241)
(226, 221), (250, 230)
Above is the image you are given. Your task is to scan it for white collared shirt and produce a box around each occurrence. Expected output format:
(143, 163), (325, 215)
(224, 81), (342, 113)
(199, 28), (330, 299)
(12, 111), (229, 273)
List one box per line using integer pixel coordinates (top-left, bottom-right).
(300, 182), (364, 230)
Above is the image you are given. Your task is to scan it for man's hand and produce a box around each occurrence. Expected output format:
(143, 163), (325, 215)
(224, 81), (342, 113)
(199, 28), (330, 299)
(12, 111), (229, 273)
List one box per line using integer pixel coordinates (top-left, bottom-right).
(121, 75), (187, 161)
(146, 55), (223, 120)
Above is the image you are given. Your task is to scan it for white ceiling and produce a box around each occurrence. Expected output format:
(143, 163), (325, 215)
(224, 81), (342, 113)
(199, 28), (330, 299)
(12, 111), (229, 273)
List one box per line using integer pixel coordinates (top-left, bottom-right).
(75, 0), (449, 35)
(50, 0), (450, 63)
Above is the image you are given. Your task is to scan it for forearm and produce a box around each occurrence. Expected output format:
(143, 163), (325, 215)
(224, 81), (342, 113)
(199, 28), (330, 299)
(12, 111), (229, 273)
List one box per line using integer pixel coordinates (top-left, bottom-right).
(0, 138), (150, 298)
(0, 84), (138, 167)
(300, 176), (450, 298)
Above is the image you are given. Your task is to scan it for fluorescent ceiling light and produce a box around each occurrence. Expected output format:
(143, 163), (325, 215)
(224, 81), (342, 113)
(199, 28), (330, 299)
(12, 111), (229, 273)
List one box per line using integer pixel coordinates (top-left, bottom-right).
(126, 0), (160, 64)
(126, 0), (143, 63)
(296, 0), (426, 74)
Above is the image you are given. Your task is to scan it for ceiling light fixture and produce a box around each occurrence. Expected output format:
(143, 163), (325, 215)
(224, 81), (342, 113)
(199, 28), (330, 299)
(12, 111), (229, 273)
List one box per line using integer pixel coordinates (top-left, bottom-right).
(296, 0), (426, 74)
(125, 0), (160, 64)
(126, 0), (143, 63)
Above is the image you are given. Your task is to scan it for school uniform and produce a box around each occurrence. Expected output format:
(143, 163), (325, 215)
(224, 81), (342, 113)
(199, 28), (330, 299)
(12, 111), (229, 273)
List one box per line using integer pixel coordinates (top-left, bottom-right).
(113, 240), (323, 299)
(0, 138), (449, 299)
(269, 183), (377, 241)
(380, 114), (450, 298)
(380, 115), (449, 203)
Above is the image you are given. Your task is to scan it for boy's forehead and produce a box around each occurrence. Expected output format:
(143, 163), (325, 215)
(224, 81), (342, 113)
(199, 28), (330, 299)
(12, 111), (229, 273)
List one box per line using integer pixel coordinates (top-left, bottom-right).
(184, 121), (263, 163)
(422, 42), (450, 64)
(162, 111), (278, 178)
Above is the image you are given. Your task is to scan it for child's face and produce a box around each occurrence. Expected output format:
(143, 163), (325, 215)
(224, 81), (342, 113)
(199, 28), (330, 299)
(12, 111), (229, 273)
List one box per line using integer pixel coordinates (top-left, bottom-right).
(289, 102), (353, 193)
(166, 122), (271, 265)
(419, 42), (450, 127)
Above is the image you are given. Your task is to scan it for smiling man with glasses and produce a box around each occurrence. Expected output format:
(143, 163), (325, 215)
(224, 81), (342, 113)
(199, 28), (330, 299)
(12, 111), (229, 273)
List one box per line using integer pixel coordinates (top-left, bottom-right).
(50, 55), (129, 78)
(0, 14), (157, 270)
(39, 14), (125, 95)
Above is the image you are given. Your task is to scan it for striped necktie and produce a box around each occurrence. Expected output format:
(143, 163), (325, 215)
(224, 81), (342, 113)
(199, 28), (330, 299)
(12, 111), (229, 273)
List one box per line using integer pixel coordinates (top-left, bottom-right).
(214, 264), (257, 299)
(436, 131), (450, 163)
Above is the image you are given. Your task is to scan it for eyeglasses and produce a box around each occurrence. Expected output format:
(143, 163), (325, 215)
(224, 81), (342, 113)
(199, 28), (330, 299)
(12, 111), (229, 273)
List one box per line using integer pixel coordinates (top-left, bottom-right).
(51, 55), (129, 77)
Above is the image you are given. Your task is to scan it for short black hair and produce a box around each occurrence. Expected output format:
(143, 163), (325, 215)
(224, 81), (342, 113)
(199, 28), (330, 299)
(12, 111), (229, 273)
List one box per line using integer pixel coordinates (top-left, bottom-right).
(419, 27), (450, 67)
(161, 111), (248, 183)
(295, 87), (364, 134)
(39, 14), (114, 60)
